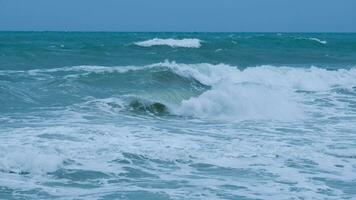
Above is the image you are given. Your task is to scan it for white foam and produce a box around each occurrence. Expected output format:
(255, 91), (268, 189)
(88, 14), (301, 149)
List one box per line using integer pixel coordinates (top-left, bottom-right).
(0, 146), (63, 175)
(135, 38), (201, 48)
(177, 84), (302, 121)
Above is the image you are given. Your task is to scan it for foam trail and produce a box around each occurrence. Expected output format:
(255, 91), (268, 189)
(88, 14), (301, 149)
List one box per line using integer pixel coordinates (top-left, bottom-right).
(135, 38), (201, 48)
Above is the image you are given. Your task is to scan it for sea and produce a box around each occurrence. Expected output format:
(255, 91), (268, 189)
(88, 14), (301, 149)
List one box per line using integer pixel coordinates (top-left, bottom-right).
(0, 32), (356, 200)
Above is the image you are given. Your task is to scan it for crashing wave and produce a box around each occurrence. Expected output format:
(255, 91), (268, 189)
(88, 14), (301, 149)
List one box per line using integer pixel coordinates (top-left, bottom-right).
(152, 62), (356, 121)
(72, 62), (356, 121)
(134, 38), (201, 48)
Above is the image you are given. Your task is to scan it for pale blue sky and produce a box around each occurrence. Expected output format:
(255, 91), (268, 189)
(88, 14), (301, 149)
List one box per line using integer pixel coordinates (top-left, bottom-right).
(0, 0), (355, 32)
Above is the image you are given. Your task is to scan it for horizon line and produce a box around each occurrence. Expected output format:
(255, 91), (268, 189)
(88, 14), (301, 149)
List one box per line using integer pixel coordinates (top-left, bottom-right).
(0, 30), (355, 34)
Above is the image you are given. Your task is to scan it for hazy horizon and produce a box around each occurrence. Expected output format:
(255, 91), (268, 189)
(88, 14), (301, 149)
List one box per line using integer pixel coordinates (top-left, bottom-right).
(1, 31), (356, 33)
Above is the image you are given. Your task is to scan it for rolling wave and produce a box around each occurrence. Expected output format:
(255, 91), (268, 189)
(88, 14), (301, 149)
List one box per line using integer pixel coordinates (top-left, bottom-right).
(1, 62), (355, 120)
(1, 62), (355, 91)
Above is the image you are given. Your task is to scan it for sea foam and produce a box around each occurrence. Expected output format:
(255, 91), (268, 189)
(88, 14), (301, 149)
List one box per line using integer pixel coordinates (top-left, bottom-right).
(135, 38), (201, 48)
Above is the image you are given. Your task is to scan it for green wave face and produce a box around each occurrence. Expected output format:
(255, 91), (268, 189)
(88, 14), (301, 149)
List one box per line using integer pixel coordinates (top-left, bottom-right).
(0, 64), (209, 114)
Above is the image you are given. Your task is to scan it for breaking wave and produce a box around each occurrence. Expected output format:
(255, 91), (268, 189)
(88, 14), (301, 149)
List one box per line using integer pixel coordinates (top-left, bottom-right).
(158, 62), (356, 120)
(1, 62), (356, 121)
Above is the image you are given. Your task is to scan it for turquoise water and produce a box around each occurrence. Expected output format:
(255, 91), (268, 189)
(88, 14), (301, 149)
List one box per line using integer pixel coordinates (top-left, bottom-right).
(0, 32), (356, 199)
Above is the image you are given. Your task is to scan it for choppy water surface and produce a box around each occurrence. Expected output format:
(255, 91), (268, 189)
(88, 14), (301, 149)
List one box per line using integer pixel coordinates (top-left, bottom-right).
(0, 32), (356, 200)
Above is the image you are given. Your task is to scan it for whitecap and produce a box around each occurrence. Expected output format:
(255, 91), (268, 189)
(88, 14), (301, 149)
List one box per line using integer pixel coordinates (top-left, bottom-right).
(134, 38), (201, 48)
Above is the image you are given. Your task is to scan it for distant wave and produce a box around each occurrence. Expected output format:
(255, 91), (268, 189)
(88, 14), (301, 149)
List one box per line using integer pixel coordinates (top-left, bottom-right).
(288, 36), (328, 45)
(308, 37), (328, 44)
(134, 38), (201, 48)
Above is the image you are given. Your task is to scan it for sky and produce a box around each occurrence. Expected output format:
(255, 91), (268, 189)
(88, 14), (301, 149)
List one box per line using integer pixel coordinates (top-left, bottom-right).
(0, 0), (355, 32)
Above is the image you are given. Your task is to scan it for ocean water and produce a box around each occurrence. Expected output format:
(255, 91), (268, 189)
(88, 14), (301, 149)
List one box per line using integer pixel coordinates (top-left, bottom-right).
(0, 32), (356, 200)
